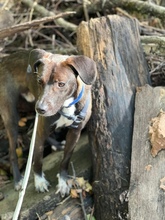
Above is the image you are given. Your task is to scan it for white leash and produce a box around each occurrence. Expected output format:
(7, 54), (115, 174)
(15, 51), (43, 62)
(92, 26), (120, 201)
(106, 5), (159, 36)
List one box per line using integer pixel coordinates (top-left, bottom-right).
(12, 113), (39, 220)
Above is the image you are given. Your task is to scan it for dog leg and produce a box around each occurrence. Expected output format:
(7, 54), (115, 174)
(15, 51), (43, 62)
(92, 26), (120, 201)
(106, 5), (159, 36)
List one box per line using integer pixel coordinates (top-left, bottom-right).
(1, 104), (23, 190)
(33, 116), (50, 192)
(56, 127), (81, 197)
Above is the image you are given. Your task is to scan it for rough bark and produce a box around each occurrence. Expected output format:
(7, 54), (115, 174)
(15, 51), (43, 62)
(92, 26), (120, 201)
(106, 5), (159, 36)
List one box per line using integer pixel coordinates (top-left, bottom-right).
(77, 15), (150, 219)
(129, 85), (165, 220)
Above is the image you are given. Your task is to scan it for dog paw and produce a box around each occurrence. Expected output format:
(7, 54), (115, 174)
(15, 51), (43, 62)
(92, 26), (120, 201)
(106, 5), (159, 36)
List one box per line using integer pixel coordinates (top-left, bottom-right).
(14, 178), (23, 191)
(56, 173), (71, 197)
(34, 173), (50, 192)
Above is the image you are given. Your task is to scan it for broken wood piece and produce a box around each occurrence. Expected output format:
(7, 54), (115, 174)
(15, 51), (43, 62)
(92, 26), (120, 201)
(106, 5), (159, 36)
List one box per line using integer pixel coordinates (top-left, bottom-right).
(129, 85), (165, 220)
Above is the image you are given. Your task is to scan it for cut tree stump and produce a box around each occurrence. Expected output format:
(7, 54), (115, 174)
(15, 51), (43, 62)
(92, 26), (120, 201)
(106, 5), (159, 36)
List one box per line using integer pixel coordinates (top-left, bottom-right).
(0, 132), (92, 220)
(77, 15), (151, 219)
(129, 85), (165, 220)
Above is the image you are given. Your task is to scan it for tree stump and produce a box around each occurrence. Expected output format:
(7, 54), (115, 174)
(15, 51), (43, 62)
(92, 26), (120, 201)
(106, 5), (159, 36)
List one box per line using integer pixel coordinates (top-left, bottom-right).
(77, 15), (150, 219)
(129, 85), (165, 220)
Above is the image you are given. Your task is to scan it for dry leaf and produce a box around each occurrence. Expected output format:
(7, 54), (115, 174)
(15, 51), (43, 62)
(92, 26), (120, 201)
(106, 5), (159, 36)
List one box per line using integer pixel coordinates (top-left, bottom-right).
(21, 117), (27, 122)
(18, 117), (27, 127)
(70, 189), (79, 198)
(18, 120), (26, 127)
(76, 177), (86, 187)
(76, 177), (92, 192)
(16, 147), (23, 158)
(85, 182), (92, 192)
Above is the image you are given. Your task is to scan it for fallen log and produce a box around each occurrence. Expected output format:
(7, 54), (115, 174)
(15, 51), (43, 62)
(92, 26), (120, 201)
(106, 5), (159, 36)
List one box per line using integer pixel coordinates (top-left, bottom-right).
(77, 15), (150, 219)
(129, 85), (165, 220)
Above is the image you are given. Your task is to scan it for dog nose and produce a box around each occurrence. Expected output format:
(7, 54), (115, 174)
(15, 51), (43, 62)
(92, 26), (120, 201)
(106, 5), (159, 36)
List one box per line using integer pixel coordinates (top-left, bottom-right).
(36, 107), (46, 115)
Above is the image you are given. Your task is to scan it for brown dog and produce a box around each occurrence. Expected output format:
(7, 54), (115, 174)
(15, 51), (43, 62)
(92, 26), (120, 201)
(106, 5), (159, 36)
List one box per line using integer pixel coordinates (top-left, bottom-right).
(0, 49), (96, 196)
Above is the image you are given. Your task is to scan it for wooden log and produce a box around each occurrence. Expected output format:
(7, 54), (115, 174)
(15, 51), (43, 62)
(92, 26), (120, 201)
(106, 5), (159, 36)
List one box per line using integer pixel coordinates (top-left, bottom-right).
(129, 85), (165, 220)
(77, 15), (150, 219)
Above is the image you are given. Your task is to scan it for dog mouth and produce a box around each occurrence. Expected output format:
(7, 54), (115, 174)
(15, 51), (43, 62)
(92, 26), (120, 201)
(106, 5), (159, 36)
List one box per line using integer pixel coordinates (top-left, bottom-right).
(35, 101), (61, 117)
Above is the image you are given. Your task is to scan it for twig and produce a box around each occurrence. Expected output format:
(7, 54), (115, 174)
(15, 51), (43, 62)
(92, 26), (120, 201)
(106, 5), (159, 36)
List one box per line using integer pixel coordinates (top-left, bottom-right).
(70, 162), (87, 220)
(70, 161), (76, 178)
(89, 206), (95, 220)
(36, 212), (41, 220)
(83, 0), (90, 21)
(79, 190), (88, 220)
(0, 12), (76, 40)
(56, 195), (71, 206)
(22, 0), (77, 31)
(26, 0), (37, 47)
(54, 29), (75, 48)
(141, 36), (165, 46)
(150, 62), (165, 74)
(78, 0), (165, 24)
(12, 113), (39, 220)
(1, 0), (10, 9)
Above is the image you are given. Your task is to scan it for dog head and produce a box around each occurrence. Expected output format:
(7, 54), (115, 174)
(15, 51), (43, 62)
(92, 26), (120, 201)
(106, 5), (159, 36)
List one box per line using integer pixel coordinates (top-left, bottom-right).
(26, 49), (97, 117)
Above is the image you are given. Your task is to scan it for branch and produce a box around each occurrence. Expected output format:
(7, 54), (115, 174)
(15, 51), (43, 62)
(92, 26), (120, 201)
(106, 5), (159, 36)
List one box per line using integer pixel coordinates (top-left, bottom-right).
(21, 0), (77, 31)
(0, 12), (76, 40)
(141, 36), (165, 46)
(81, 0), (165, 24)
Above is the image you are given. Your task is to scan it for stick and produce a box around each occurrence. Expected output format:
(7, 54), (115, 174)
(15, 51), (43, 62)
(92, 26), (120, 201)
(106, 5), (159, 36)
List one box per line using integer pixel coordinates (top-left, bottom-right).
(12, 113), (39, 220)
(22, 0), (77, 31)
(0, 12), (76, 39)
(79, 191), (87, 220)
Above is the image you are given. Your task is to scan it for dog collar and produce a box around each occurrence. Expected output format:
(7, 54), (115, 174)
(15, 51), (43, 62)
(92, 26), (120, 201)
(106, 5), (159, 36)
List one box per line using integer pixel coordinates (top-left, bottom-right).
(66, 85), (85, 108)
(58, 92), (91, 128)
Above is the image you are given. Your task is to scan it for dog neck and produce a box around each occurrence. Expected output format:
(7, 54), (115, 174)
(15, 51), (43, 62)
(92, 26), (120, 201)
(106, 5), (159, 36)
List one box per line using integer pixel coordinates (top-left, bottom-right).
(58, 80), (90, 128)
(64, 85), (85, 108)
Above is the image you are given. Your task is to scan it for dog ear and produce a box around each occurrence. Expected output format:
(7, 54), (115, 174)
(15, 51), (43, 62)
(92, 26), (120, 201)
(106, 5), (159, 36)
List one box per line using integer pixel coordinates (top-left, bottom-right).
(65, 56), (97, 85)
(27, 49), (47, 74)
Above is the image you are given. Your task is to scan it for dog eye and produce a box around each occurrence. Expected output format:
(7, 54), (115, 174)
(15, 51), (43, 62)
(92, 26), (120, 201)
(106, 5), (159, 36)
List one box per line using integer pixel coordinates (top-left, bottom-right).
(58, 82), (65, 87)
(37, 78), (44, 86)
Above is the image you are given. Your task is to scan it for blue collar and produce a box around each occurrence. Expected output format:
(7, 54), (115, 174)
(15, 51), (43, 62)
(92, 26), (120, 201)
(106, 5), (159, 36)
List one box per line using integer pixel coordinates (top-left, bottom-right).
(58, 90), (91, 128)
(66, 85), (85, 108)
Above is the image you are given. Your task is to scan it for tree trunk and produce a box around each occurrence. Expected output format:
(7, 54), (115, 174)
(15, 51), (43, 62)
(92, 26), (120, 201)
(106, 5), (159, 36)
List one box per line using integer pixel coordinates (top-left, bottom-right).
(77, 15), (150, 219)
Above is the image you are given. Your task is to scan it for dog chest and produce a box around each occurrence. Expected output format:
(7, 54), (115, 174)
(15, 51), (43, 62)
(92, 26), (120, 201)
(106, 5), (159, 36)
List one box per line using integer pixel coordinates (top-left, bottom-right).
(55, 103), (76, 129)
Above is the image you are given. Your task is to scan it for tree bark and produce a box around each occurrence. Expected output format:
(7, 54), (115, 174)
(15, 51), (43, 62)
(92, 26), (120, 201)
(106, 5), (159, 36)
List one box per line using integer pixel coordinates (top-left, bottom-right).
(77, 15), (150, 219)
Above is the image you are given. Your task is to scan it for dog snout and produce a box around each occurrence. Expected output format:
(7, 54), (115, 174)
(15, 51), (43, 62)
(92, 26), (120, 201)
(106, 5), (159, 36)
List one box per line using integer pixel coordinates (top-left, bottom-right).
(36, 101), (47, 115)
(36, 107), (46, 115)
